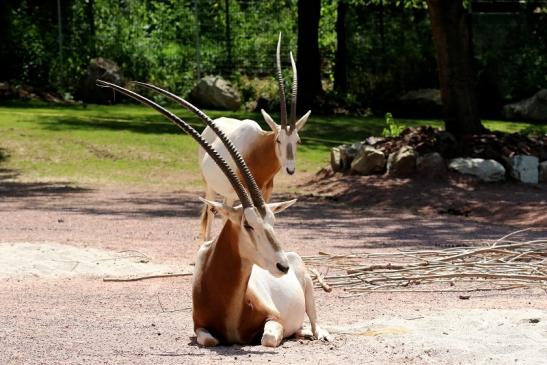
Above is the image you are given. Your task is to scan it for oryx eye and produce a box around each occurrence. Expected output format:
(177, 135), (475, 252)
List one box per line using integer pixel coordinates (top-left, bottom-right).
(243, 221), (254, 231)
(276, 139), (281, 144)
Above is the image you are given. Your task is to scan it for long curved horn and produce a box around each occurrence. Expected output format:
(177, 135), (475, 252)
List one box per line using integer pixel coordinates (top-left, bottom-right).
(132, 81), (267, 212)
(95, 80), (254, 209)
(289, 51), (298, 132)
(276, 32), (288, 131)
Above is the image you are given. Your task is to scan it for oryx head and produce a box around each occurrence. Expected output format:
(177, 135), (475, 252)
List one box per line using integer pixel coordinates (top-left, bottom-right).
(97, 80), (294, 277)
(199, 198), (296, 277)
(261, 33), (311, 175)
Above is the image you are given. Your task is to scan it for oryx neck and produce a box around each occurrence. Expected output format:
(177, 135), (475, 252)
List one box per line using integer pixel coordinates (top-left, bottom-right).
(240, 133), (281, 187)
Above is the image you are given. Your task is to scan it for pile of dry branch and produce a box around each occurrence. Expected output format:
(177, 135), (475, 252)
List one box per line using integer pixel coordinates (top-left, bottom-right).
(304, 230), (547, 297)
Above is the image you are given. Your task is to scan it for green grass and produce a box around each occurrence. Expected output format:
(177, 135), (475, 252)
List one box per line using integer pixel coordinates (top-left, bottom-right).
(0, 101), (545, 189)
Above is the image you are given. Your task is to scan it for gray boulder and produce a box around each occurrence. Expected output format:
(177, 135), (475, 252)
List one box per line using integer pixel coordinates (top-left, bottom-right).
(331, 143), (361, 172)
(76, 58), (123, 104)
(330, 147), (343, 172)
(511, 155), (539, 184)
(448, 158), (505, 182)
(398, 89), (442, 118)
(189, 76), (241, 111)
(502, 89), (547, 122)
(417, 152), (447, 179)
(351, 146), (386, 175)
(386, 146), (417, 177)
(539, 161), (547, 183)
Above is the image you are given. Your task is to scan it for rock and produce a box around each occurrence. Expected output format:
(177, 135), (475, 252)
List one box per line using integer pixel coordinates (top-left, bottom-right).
(189, 76), (241, 111)
(397, 89), (442, 118)
(416, 152), (447, 179)
(448, 158), (505, 182)
(502, 89), (547, 123)
(330, 147), (343, 172)
(365, 136), (385, 146)
(76, 58), (123, 104)
(340, 144), (360, 171)
(498, 155), (513, 179)
(351, 146), (386, 175)
(539, 161), (547, 183)
(511, 155), (539, 184)
(331, 144), (361, 172)
(386, 146), (417, 177)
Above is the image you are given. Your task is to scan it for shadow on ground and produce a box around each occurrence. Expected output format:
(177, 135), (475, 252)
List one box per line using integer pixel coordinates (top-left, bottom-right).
(1, 168), (545, 251)
(0, 168), (91, 199)
(272, 172), (547, 250)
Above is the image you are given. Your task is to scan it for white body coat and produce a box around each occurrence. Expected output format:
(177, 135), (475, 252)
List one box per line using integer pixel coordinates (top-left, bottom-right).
(199, 117), (267, 201)
(248, 256), (307, 337)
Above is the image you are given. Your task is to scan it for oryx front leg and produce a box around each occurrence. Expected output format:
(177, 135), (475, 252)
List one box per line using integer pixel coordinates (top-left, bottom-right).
(200, 186), (217, 241)
(304, 274), (333, 342)
(261, 320), (284, 347)
(196, 328), (219, 347)
(262, 178), (274, 203)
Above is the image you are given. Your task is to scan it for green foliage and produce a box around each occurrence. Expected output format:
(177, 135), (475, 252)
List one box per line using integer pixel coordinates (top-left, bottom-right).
(382, 112), (404, 137)
(1, 0), (545, 116)
(235, 76), (280, 110)
(473, 10), (547, 106)
(92, 0), (197, 95)
(343, 2), (437, 112)
(1, 0), (297, 98)
(6, 3), (56, 88)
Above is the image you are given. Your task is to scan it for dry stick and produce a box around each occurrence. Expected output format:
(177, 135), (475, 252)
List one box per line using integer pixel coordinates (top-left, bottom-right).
(103, 272), (192, 282)
(305, 235), (547, 293)
(339, 285), (527, 297)
(346, 263), (424, 274)
(397, 251), (431, 263)
(434, 248), (532, 263)
(491, 228), (531, 247)
(309, 268), (332, 292)
(366, 272), (547, 283)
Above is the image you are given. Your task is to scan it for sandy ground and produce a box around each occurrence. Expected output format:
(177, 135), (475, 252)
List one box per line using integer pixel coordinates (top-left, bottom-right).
(1, 178), (546, 364)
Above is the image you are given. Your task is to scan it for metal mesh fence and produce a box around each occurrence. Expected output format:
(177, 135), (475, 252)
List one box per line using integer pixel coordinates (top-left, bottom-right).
(2, 0), (546, 109)
(471, 1), (547, 106)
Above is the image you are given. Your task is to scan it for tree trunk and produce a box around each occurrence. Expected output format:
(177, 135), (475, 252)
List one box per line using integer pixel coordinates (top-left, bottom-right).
(0, 1), (9, 81)
(297, 0), (323, 113)
(426, 0), (485, 136)
(334, 0), (348, 92)
(84, 0), (96, 57)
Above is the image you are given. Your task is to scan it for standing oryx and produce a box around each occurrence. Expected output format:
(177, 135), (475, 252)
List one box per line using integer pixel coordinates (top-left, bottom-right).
(135, 33), (310, 241)
(96, 80), (331, 347)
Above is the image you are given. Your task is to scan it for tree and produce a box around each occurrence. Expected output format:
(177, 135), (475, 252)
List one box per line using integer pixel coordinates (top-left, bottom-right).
(426, 0), (486, 136)
(0, 1), (10, 81)
(297, 0), (323, 113)
(334, 0), (348, 92)
(84, 0), (96, 57)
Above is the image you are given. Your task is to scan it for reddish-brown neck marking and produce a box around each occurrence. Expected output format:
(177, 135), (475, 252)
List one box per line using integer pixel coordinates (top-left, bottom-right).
(241, 132), (280, 191)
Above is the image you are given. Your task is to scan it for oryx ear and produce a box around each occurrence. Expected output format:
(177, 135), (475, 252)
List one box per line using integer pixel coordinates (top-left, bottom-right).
(267, 199), (297, 214)
(295, 110), (312, 131)
(199, 197), (240, 218)
(261, 109), (279, 132)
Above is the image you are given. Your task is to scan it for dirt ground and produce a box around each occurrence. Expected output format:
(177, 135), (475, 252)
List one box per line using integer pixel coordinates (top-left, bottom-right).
(1, 175), (546, 365)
